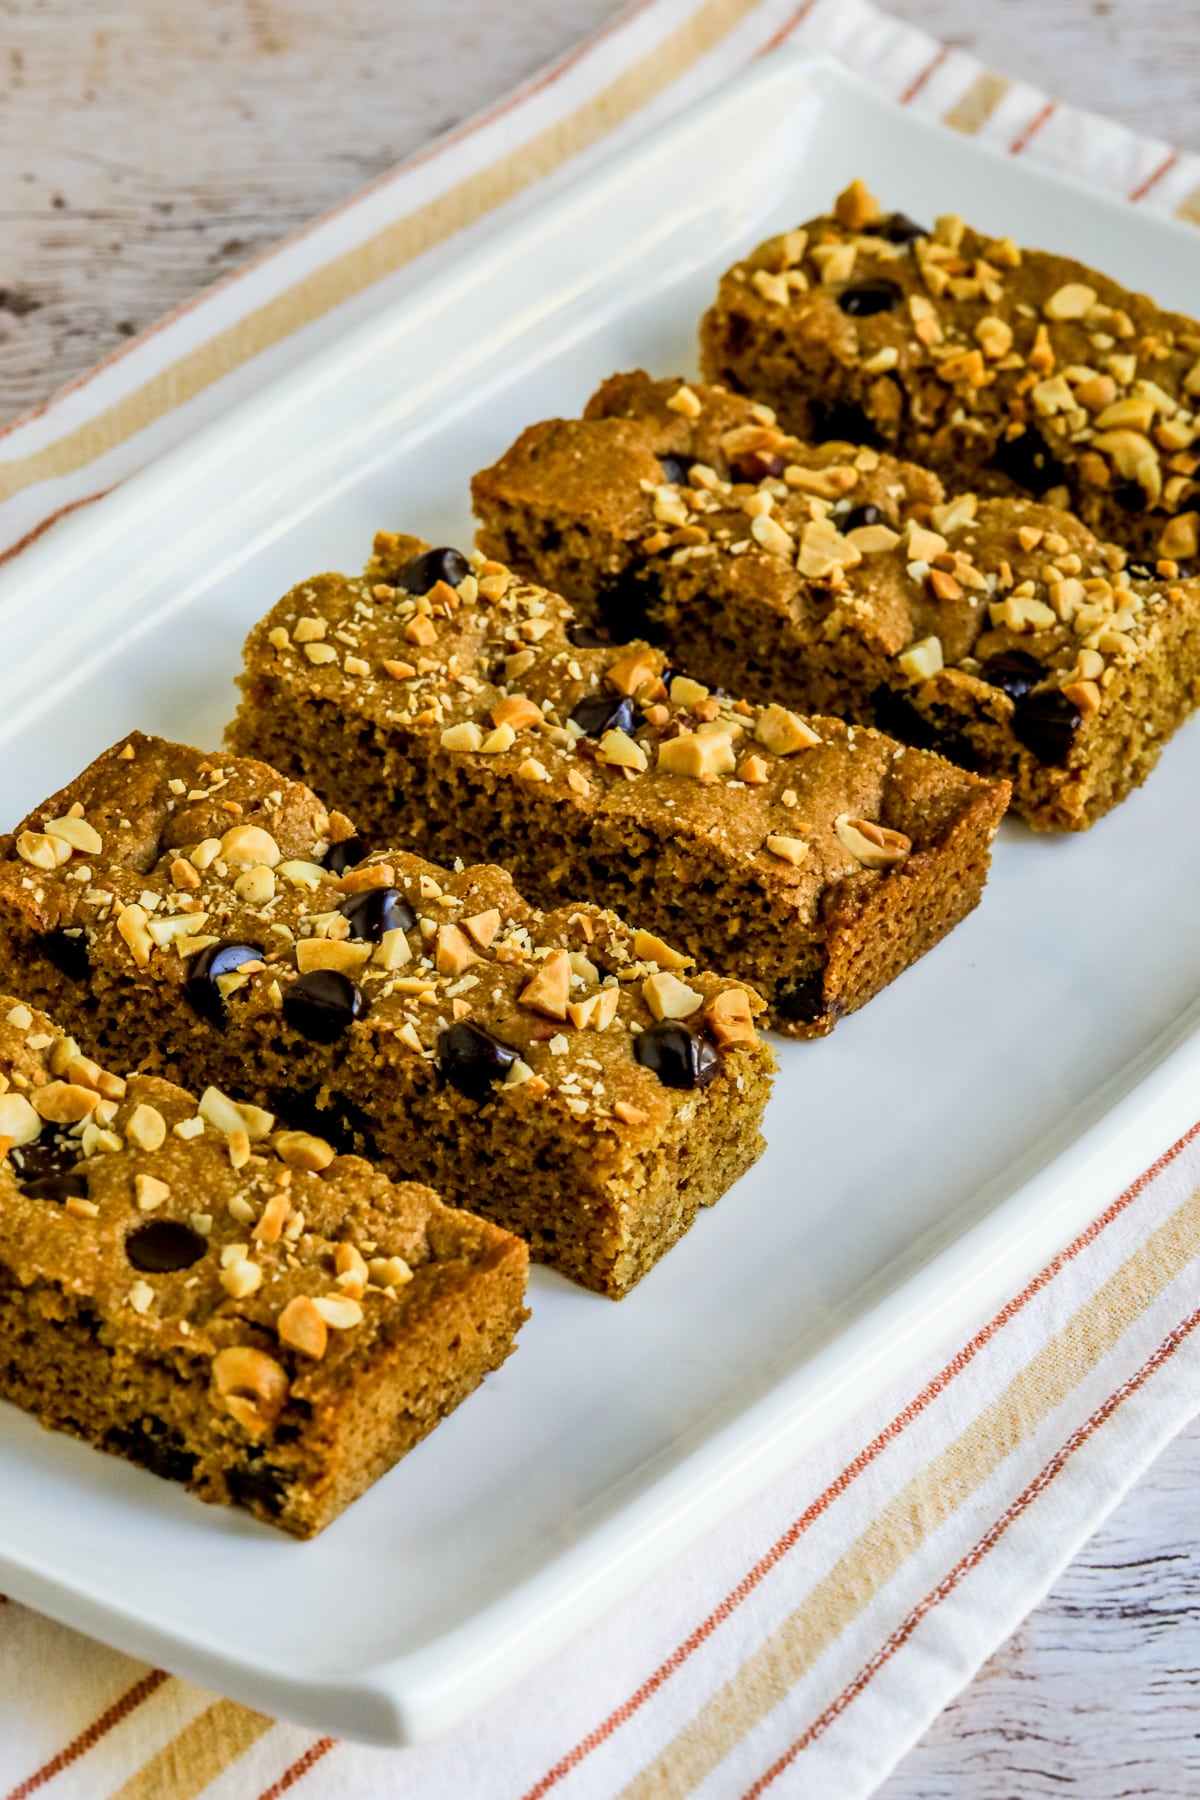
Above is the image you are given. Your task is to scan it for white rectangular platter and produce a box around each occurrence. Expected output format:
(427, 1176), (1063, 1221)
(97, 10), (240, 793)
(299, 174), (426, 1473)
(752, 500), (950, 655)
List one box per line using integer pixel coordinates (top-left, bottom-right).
(2, 53), (1200, 1746)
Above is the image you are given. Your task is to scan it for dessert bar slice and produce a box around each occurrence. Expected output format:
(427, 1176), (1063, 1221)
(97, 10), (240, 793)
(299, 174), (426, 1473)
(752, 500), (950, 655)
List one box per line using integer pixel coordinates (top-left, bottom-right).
(228, 534), (1007, 1030)
(700, 178), (1200, 564)
(473, 370), (1200, 830)
(0, 736), (773, 1298)
(0, 993), (527, 1536)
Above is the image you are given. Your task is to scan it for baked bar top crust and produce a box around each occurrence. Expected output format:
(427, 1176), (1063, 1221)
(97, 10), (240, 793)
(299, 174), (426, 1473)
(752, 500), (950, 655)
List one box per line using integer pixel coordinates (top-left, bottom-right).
(473, 369), (1199, 830)
(699, 178), (1200, 564)
(0, 990), (527, 1536)
(0, 731), (769, 1166)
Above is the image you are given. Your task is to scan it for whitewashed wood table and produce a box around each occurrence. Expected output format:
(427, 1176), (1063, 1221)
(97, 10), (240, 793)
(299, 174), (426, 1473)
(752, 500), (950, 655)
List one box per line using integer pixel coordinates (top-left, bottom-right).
(2, 3), (1199, 1792)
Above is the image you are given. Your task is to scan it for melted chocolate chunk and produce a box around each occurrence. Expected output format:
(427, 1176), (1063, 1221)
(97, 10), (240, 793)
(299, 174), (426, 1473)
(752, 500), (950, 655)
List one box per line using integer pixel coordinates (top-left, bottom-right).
(283, 970), (366, 1042)
(978, 649), (1043, 704)
(1012, 688), (1082, 765)
(394, 545), (470, 594)
(41, 927), (90, 982)
(867, 211), (928, 245)
(596, 571), (663, 643)
(126, 1219), (207, 1273)
(271, 1086), (375, 1158)
(104, 1420), (197, 1485)
(226, 1461), (288, 1518)
(11, 1135), (88, 1202)
(659, 454), (690, 485)
(338, 886), (415, 942)
(774, 971), (830, 1026)
(730, 448), (786, 482)
(808, 399), (880, 447)
(186, 941), (263, 1027)
(323, 835), (369, 875)
(1112, 480), (1147, 513)
(837, 279), (903, 317)
(437, 1021), (518, 1102)
(634, 1020), (720, 1090)
(569, 693), (637, 739)
(989, 426), (1067, 497)
(870, 683), (942, 751)
(566, 622), (610, 649)
(840, 502), (884, 534)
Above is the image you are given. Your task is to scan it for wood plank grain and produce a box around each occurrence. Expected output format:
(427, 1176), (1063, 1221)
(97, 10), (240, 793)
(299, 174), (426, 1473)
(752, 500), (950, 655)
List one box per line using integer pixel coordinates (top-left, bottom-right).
(0, 0), (624, 426)
(879, 1413), (1200, 1797)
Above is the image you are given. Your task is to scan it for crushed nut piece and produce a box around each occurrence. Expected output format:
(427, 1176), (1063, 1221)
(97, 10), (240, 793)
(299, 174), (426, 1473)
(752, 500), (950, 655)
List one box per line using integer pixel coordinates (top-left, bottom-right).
(835, 814), (912, 869)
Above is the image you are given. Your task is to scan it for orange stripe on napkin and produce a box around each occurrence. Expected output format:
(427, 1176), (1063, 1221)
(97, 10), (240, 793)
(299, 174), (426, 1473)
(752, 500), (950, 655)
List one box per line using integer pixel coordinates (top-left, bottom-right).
(4, 1671), (170, 1800)
(521, 1117), (1200, 1797)
(744, 1302), (1200, 1793)
(617, 1180), (1200, 1796)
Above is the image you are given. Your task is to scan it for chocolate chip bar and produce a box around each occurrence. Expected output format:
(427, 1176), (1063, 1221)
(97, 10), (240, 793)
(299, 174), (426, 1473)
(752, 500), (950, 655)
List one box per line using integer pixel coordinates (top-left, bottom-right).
(0, 735), (773, 1298)
(700, 178), (1200, 564)
(473, 370), (1200, 830)
(0, 992), (527, 1536)
(228, 535), (1007, 1031)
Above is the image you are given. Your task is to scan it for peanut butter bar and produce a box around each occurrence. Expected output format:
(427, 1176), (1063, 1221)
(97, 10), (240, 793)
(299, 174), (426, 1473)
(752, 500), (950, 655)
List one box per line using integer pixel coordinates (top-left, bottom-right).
(700, 178), (1200, 564)
(228, 535), (1006, 1029)
(0, 735), (773, 1298)
(0, 993), (527, 1536)
(473, 370), (1200, 830)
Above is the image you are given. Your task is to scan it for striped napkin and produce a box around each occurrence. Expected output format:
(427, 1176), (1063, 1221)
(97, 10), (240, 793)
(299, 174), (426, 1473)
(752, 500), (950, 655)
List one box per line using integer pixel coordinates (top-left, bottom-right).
(4, 1), (1200, 1795)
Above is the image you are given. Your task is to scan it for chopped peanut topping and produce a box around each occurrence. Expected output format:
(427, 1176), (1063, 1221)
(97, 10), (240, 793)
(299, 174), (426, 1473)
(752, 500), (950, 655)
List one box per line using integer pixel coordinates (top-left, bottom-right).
(705, 988), (758, 1048)
(835, 815), (912, 870)
(277, 1295), (328, 1360)
(643, 971), (703, 1021)
(520, 949), (572, 1020)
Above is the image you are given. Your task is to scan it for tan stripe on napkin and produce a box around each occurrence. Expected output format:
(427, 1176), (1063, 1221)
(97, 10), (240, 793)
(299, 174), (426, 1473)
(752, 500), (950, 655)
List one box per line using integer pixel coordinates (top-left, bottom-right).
(106, 1700), (272, 1800)
(942, 69), (1010, 135)
(619, 1181), (1200, 1797)
(0, 0), (759, 511)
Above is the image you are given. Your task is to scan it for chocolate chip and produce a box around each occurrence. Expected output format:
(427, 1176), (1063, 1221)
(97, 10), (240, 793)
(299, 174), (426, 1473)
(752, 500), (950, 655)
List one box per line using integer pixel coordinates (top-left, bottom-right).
(283, 970), (366, 1042)
(867, 211), (927, 245)
(126, 1219), (207, 1273)
(437, 1021), (518, 1102)
(338, 886), (415, 942)
(659, 454), (690, 485)
(11, 1135), (88, 1202)
(989, 427), (1067, 497)
(841, 503), (884, 534)
(730, 449), (786, 482)
(634, 1021), (720, 1090)
(837, 279), (903, 317)
(186, 941), (263, 1027)
(978, 649), (1044, 704)
(322, 835), (369, 875)
(774, 972), (829, 1026)
(40, 927), (90, 982)
(566, 622), (610, 649)
(394, 546), (470, 593)
(1012, 688), (1082, 765)
(569, 694), (637, 738)
(1112, 480), (1146, 513)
